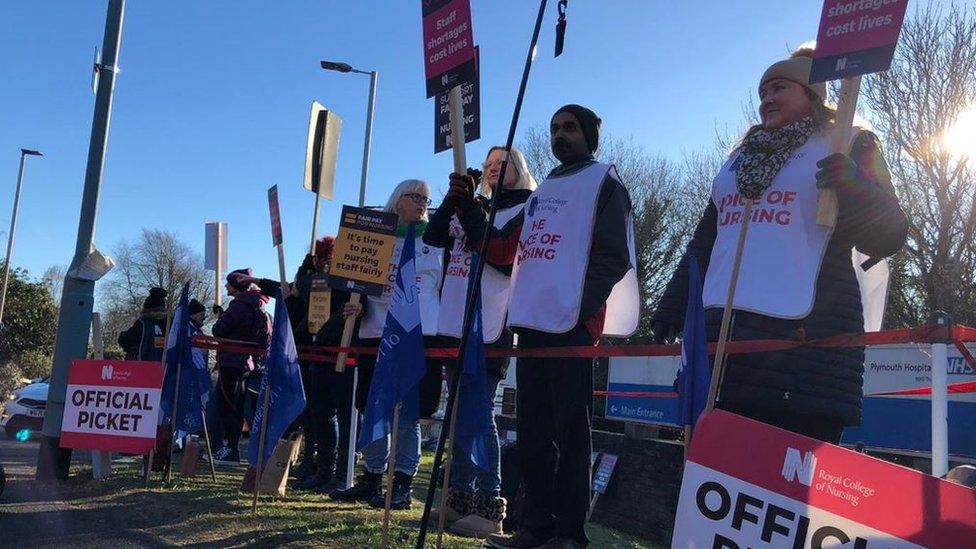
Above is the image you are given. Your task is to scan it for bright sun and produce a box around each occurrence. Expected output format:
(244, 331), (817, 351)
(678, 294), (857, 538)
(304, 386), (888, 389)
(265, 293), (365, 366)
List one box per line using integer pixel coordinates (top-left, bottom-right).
(940, 106), (976, 159)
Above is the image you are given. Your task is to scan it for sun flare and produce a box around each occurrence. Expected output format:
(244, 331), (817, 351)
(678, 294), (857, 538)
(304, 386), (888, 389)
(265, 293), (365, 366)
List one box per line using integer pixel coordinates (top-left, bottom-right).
(940, 106), (976, 159)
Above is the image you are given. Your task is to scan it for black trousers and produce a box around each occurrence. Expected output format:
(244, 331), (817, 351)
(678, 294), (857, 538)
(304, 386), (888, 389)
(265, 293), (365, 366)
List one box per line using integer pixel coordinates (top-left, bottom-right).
(716, 400), (845, 444)
(216, 367), (244, 450)
(306, 363), (355, 480)
(515, 324), (594, 546)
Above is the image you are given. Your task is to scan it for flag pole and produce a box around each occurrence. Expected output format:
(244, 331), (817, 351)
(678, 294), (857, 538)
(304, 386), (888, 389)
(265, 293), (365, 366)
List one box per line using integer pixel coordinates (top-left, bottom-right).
(152, 309), (173, 485)
(251, 386), (271, 513)
(415, 1), (550, 545)
(381, 403), (402, 548)
(435, 396), (459, 548)
(704, 199), (755, 414)
(165, 302), (186, 484)
(200, 408), (217, 482)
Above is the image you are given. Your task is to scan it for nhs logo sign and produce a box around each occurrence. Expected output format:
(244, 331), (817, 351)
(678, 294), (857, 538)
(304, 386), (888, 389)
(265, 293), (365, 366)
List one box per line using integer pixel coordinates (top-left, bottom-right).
(782, 447), (817, 487)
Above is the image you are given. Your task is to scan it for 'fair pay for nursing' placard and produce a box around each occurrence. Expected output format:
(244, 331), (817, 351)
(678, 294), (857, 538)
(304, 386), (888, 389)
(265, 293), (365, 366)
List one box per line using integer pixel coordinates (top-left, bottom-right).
(329, 205), (398, 297)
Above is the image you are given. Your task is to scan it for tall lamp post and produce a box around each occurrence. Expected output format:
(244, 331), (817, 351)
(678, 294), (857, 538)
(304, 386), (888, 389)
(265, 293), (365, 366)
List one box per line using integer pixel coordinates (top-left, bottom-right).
(319, 60), (377, 488)
(0, 148), (44, 326)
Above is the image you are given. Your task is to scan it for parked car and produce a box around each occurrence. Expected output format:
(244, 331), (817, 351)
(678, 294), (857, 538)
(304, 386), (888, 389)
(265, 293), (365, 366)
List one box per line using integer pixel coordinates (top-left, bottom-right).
(1, 378), (48, 439)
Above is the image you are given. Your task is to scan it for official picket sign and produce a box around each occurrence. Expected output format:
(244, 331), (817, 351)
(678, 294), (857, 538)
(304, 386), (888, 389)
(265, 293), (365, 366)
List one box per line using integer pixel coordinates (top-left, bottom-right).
(268, 185), (283, 247)
(306, 273), (332, 334)
(60, 359), (164, 454)
(434, 46), (480, 153)
(329, 205), (398, 296)
(421, 0), (476, 97)
(810, 0), (909, 83)
(671, 410), (976, 548)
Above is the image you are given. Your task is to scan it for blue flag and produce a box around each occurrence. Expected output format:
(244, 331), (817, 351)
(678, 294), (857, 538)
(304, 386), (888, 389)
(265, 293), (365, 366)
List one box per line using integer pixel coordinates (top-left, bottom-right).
(677, 255), (711, 427)
(161, 283), (209, 433)
(454, 252), (494, 470)
(248, 287), (307, 468)
(357, 224), (428, 451)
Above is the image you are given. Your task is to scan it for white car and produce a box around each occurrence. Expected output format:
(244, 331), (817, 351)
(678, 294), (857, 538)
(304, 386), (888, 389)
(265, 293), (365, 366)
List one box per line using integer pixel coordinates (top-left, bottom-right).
(1, 378), (48, 439)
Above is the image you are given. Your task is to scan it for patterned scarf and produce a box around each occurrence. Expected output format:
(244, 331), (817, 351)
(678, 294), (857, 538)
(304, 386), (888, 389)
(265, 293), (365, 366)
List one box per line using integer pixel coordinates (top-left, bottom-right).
(735, 117), (816, 199)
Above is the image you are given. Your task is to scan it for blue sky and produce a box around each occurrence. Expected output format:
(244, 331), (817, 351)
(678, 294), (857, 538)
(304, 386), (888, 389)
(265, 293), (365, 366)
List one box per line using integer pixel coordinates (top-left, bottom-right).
(0, 1), (925, 303)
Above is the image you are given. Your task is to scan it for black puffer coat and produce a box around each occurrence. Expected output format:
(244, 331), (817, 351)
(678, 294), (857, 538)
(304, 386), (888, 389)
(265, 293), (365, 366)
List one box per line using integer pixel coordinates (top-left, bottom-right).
(652, 131), (907, 426)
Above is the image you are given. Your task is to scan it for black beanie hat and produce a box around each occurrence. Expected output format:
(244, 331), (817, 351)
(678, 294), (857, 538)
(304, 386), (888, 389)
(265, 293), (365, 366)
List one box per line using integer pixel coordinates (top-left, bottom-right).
(143, 287), (167, 310)
(189, 299), (205, 315)
(553, 104), (601, 153)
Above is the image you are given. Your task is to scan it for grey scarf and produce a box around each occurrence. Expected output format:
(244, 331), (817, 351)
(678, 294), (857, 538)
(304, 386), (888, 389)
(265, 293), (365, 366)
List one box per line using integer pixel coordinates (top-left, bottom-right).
(736, 117), (816, 200)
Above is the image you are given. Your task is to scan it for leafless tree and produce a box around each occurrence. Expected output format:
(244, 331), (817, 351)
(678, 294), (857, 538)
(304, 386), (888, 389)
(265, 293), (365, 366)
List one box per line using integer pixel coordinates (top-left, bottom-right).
(99, 228), (214, 351)
(41, 264), (66, 304)
(861, 4), (976, 327)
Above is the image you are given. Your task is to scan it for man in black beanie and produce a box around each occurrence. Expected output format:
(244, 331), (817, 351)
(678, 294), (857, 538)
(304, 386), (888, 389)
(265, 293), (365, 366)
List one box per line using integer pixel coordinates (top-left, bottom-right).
(118, 287), (168, 361)
(449, 104), (635, 549)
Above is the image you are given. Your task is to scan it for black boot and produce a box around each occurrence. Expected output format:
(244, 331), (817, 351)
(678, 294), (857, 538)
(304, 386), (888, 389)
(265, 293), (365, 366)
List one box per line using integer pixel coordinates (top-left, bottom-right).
(369, 471), (413, 510)
(329, 469), (382, 502)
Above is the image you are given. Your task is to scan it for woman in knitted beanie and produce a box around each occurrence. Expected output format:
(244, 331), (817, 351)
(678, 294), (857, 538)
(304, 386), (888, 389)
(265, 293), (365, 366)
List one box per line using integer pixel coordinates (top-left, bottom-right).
(651, 46), (908, 442)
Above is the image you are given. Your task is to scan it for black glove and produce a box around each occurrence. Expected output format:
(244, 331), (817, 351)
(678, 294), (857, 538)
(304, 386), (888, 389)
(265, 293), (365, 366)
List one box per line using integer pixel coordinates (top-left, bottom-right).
(446, 172), (477, 213)
(467, 167), (483, 188)
(299, 253), (315, 276)
(212, 304), (224, 316)
(815, 153), (862, 193)
(650, 321), (677, 344)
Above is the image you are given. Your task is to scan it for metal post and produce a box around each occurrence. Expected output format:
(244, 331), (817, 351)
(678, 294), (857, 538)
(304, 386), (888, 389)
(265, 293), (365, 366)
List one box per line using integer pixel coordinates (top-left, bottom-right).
(359, 71), (377, 209)
(0, 150), (41, 325)
(342, 68), (377, 489)
(930, 311), (950, 477)
(37, 0), (125, 481)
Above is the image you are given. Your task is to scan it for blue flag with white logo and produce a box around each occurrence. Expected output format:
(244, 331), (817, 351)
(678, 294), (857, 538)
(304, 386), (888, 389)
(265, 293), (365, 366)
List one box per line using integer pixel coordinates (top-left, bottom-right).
(454, 252), (493, 470)
(677, 255), (711, 427)
(357, 224), (428, 451)
(248, 287), (307, 468)
(161, 283), (210, 433)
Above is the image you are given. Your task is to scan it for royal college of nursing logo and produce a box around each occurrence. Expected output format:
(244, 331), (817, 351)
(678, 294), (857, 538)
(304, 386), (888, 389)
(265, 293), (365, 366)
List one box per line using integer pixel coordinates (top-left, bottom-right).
(101, 364), (114, 381)
(782, 447), (818, 487)
(527, 196), (538, 217)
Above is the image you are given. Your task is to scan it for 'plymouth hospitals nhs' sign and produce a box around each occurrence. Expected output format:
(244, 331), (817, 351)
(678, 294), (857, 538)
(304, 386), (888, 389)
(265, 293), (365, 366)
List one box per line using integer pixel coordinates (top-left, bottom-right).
(607, 344), (976, 459)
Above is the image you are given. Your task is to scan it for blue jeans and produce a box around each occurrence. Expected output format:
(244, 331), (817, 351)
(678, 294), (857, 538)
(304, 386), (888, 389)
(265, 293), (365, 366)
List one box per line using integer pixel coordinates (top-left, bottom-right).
(363, 413), (422, 476)
(449, 372), (503, 495)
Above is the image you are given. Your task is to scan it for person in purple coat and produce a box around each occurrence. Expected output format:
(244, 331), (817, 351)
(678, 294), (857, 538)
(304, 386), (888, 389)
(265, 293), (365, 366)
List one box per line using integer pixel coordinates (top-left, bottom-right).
(210, 268), (271, 463)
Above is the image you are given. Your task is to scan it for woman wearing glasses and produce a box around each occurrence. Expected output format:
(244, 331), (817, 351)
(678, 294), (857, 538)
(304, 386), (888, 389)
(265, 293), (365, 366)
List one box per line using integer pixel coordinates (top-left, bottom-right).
(330, 179), (447, 511)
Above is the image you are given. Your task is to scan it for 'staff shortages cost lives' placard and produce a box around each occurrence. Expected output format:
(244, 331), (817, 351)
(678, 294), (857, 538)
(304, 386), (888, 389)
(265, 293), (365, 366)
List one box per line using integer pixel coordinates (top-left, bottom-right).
(60, 359), (164, 454)
(329, 205), (398, 296)
(810, 0), (909, 83)
(421, 0), (476, 98)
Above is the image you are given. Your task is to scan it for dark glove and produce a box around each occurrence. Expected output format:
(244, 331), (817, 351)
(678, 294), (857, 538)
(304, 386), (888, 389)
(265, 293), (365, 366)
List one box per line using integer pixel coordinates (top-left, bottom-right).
(815, 153), (862, 193)
(650, 321), (677, 344)
(446, 172), (477, 213)
(299, 253), (315, 276)
(212, 304), (224, 316)
(466, 167), (482, 188)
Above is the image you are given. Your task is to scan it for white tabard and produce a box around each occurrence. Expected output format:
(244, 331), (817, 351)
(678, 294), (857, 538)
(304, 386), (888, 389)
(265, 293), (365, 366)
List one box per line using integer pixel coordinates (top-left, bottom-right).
(507, 163), (639, 337)
(358, 234), (444, 339)
(703, 130), (845, 318)
(437, 205), (523, 343)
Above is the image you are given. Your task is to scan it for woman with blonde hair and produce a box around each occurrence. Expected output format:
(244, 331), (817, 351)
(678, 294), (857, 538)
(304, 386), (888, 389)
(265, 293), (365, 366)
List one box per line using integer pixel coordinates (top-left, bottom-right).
(330, 178), (447, 510)
(651, 46), (908, 443)
(421, 146), (536, 538)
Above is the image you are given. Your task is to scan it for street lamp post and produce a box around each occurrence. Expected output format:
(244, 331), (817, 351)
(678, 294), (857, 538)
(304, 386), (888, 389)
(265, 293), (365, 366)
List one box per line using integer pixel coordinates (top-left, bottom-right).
(319, 60), (378, 488)
(0, 148), (44, 326)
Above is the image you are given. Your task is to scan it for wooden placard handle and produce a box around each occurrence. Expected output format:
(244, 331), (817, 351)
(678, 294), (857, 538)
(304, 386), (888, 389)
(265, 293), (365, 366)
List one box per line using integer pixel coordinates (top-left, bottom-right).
(449, 85), (467, 173)
(334, 292), (361, 373)
(816, 75), (862, 228)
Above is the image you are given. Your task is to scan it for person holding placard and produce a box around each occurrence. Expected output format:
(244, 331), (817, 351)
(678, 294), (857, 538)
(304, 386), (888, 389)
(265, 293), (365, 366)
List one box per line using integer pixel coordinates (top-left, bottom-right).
(455, 105), (639, 549)
(651, 46), (908, 444)
(329, 179), (447, 510)
(424, 146), (537, 538)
